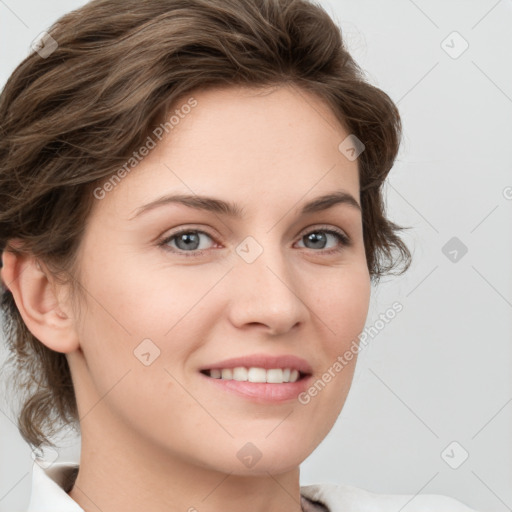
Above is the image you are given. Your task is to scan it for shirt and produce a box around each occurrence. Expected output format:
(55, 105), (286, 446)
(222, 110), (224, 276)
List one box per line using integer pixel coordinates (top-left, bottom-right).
(26, 461), (480, 511)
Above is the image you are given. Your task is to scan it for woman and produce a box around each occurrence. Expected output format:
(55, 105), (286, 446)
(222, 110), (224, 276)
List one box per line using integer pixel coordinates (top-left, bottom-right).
(0, 0), (479, 511)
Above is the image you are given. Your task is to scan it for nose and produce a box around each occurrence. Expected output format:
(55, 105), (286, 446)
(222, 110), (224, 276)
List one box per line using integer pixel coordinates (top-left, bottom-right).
(226, 241), (310, 336)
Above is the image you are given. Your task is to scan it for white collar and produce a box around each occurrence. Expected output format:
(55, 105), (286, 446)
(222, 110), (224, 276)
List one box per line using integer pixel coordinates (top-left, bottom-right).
(27, 461), (83, 512)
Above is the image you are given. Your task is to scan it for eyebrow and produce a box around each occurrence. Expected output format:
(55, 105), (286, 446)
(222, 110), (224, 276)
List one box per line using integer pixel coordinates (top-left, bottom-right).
(129, 190), (361, 220)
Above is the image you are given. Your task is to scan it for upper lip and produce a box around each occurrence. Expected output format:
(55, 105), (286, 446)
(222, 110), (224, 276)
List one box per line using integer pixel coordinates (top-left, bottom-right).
(200, 353), (313, 374)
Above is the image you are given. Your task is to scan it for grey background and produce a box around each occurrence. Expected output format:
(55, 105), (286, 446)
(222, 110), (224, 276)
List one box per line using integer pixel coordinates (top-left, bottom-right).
(1, 1), (511, 511)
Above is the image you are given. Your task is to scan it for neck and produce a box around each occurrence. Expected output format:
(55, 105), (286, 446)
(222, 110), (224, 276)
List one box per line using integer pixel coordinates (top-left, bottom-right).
(68, 417), (304, 512)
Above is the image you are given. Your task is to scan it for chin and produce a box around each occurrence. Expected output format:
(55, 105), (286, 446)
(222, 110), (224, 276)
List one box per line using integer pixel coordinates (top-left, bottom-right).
(233, 438), (312, 476)
(226, 456), (303, 477)
(184, 436), (310, 477)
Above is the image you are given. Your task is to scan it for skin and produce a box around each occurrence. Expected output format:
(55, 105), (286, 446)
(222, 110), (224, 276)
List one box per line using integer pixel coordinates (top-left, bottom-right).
(2, 84), (371, 512)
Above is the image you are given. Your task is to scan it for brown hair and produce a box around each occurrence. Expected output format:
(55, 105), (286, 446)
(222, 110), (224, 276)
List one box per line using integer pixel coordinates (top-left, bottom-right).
(0, 0), (411, 449)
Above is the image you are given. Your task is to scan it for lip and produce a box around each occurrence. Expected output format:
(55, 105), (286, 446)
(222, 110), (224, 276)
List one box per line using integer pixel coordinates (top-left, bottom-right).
(198, 353), (313, 403)
(199, 353), (313, 374)
(200, 374), (313, 403)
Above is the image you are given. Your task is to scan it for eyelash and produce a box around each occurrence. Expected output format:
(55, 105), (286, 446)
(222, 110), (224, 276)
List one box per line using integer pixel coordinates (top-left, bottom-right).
(158, 225), (351, 258)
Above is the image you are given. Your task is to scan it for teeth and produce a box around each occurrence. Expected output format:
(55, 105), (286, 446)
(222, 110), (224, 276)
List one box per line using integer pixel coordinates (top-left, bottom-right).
(221, 369), (233, 380)
(207, 367), (302, 383)
(266, 369), (283, 383)
(247, 367), (266, 383)
(233, 367), (248, 381)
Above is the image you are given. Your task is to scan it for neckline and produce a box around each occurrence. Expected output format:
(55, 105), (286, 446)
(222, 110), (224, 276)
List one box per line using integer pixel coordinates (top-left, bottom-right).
(57, 464), (330, 512)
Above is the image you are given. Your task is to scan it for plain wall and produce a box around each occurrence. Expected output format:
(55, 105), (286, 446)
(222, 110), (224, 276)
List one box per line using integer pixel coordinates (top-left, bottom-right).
(1, 1), (511, 511)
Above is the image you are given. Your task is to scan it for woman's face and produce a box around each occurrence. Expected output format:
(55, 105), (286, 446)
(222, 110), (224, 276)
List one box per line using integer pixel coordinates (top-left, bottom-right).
(68, 84), (371, 475)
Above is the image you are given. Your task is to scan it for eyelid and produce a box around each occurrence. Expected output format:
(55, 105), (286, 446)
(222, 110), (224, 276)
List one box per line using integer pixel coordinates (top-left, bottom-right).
(298, 223), (349, 240)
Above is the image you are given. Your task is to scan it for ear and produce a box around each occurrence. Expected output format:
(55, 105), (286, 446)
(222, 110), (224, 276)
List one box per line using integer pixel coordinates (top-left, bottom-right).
(0, 246), (80, 354)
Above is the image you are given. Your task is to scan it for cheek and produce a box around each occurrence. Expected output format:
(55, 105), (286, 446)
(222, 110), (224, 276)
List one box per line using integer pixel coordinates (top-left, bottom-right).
(315, 265), (371, 350)
(297, 265), (370, 427)
(72, 279), (192, 435)
(85, 260), (213, 339)
(74, 262), (224, 398)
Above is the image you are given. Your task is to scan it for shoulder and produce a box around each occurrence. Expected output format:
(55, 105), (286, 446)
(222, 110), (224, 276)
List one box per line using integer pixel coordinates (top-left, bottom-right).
(300, 482), (480, 512)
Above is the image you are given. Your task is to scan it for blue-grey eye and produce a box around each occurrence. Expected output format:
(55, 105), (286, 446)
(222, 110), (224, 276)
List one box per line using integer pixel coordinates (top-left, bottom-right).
(297, 229), (349, 250)
(164, 230), (213, 252)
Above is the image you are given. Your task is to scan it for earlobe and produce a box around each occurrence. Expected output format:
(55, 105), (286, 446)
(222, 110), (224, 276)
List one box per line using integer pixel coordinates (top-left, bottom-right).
(0, 248), (80, 354)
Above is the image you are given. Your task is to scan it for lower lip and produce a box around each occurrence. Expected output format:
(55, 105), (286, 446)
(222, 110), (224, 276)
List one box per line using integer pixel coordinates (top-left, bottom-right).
(200, 372), (312, 403)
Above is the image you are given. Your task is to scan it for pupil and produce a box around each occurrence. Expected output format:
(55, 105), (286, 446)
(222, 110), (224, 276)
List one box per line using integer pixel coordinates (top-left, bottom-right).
(178, 232), (199, 250)
(306, 232), (326, 249)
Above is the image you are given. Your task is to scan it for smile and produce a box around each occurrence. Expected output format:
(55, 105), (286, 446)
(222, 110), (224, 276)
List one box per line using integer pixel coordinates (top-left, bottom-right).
(199, 353), (313, 402)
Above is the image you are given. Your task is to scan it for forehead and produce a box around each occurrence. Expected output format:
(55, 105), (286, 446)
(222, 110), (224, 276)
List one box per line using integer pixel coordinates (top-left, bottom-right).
(92, 84), (360, 219)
